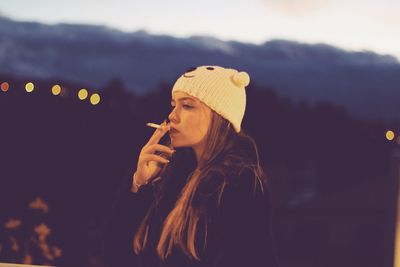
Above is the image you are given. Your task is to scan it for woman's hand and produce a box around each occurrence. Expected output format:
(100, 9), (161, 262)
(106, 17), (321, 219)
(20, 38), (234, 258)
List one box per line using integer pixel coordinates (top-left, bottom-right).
(132, 121), (175, 191)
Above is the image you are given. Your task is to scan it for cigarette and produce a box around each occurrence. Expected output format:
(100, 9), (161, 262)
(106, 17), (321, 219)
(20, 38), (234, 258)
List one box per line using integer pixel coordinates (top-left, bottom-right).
(146, 122), (162, 129)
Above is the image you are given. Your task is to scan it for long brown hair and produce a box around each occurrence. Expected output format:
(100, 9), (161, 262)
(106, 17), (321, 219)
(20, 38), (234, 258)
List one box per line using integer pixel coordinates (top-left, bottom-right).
(133, 110), (269, 261)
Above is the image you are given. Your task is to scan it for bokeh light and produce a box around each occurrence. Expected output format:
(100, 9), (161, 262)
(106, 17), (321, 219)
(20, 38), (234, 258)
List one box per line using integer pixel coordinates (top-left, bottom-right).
(90, 93), (101, 105)
(1, 82), (9, 92)
(25, 82), (35, 93)
(52, 85), (61, 96)
(386, 130), (395, 141)
(78, 89), (88, 100)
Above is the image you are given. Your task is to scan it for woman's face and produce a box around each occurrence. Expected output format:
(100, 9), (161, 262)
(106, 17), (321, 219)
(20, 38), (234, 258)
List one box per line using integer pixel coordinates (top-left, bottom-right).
(168, 91), (212, 151)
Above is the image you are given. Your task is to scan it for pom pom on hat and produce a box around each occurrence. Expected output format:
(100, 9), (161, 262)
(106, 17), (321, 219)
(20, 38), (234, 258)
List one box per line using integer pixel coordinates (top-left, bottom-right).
(171, 65), (250, 133)
(232, 71), (250, 88)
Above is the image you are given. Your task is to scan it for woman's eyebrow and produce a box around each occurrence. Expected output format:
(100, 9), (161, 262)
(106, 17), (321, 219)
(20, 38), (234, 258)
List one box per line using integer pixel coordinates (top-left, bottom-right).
(171, 97), (196, 103)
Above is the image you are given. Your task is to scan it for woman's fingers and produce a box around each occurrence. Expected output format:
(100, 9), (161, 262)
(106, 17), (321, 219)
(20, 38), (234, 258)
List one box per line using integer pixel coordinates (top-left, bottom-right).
(145, 121), (170, 147)
(142, 143), (175, 155)
(135, 121), (173, 184)
(140, 154), (170, 165)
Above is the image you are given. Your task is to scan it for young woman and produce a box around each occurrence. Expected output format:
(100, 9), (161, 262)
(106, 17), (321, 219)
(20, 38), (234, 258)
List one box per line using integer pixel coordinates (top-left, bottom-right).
(104, 66), (280, 267)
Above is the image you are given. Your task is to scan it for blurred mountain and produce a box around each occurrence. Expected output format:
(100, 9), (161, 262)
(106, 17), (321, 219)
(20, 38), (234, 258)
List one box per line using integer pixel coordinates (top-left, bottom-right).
(0, 15), (399, 121)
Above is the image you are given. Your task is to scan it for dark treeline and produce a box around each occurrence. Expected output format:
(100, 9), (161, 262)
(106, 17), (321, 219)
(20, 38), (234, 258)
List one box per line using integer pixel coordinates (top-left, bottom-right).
(0, 74), (399, 267)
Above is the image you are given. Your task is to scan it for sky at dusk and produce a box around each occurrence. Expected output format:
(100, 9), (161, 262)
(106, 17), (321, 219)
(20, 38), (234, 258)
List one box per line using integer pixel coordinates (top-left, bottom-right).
(0, 0), (399, 59)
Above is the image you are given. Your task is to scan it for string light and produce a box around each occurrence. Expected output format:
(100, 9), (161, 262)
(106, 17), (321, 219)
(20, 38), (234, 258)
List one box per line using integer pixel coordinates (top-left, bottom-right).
(90, 93), (101, 105)
(25, 82), (35, 93)
(1, 82), (9, 92)
(78, 89), (88, 100)
(52, 85), (61, 96)
(386, 130), (395, 141)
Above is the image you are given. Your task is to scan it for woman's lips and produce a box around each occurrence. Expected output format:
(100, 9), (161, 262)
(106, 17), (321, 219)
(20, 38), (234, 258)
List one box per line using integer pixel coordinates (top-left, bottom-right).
(169, 128), (179, 134)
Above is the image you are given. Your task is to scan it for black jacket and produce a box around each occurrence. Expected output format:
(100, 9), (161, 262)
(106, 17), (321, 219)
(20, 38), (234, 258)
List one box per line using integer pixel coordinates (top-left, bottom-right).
(104, 151), (279, 267)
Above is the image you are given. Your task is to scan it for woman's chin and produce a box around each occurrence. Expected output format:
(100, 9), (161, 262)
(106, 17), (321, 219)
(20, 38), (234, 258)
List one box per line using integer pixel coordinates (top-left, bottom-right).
(170, 138), (187, 148)
(171, 141), (180, 147)
(170, 138), (178, 147)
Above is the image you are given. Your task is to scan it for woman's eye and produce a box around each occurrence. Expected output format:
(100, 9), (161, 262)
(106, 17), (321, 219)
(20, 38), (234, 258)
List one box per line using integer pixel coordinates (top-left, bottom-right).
(170, 104), (193, 110)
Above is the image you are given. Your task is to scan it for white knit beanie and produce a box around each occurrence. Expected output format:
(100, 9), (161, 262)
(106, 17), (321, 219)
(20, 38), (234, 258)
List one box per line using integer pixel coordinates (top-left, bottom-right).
(171, 65), (250, 133)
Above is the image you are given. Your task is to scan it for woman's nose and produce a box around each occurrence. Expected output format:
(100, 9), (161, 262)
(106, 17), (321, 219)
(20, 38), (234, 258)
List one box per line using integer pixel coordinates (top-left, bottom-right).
(168, 109), (177, 123)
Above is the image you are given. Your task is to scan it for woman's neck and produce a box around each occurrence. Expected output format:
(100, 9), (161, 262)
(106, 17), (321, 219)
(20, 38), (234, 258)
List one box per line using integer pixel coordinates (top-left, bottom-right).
(192, 140), (206, 164)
